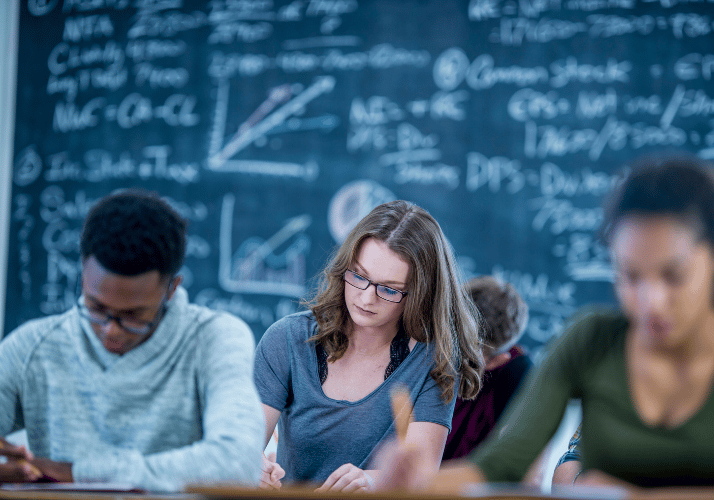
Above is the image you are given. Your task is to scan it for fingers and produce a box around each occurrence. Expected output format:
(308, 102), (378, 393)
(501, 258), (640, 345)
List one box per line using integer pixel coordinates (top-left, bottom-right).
(0, 440), (33, 461)
(19, 461), (42, 482)
(0, 460), (42, 483)
(317, 464), (372, 492)
(259, 454), (284, 489)
(259, 467), (282, 489)
(0, 440), (42, 482)
(340, 475), (372, 493)
(259, 475), (282, 489)
(316, 463), (350, 491)
(271, 465), (285, 482)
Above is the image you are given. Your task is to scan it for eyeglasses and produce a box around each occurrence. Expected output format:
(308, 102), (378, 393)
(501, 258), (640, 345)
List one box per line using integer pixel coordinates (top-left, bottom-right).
(77, 296), (168, 336)
(344, 270), (408, 303)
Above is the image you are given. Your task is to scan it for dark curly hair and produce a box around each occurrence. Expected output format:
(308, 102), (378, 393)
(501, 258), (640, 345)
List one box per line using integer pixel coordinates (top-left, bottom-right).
(601, 152), (714, 247)
(464, 276), (528, 357)
(80, 189), (187, 279)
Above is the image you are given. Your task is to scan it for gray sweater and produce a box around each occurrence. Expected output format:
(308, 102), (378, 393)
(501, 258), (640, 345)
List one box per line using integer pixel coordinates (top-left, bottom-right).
(0, 287), (264, 492)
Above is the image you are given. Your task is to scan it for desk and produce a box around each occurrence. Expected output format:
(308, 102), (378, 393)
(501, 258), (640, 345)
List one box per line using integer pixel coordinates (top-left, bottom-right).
(0, 493), (196, 500)
(185, 484), (714, 500)
(1, 484), (713, 500)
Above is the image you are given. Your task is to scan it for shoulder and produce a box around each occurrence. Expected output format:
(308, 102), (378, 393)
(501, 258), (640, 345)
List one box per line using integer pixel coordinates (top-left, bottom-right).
(175, 287), (254, 341)
(496, 348), (533, 384)
(253, 311), (316, 384)
(541, 306), (628, 375)
(2, 310), (77, 349)
(193, 306), (253, 338)
(561, 307), (628, 347)
(172, 295), (257, 360)
(258, 310), (316, 347)
(0, 310), (78, 367)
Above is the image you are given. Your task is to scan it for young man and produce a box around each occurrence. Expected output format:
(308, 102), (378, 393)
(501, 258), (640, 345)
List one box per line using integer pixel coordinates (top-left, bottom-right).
(0, 190), (264, 492)
(442, 275), (532, 461)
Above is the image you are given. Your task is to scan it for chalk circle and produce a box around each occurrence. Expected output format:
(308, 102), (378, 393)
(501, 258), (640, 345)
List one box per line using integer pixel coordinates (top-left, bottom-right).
(328, 180), (396, 244)
(14, 146), (43, 187)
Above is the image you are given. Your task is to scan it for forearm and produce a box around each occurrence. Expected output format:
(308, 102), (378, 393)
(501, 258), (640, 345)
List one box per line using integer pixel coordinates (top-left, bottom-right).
(73, 429), (263, 492)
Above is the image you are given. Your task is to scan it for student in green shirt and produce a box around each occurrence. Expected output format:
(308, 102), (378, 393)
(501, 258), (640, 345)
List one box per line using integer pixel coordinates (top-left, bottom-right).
(377, 153), (714, 492)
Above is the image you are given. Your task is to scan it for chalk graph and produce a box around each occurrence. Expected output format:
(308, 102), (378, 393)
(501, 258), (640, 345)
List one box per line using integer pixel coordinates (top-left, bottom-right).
(219, 193), (311, 297)
(207, 75), (336, 180)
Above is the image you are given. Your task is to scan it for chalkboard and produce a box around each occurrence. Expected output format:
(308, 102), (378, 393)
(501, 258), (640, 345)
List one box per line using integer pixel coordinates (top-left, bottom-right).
(6, 0), (714, 356)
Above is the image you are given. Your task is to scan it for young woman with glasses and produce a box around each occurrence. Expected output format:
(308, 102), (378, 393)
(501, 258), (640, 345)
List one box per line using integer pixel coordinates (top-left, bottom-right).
(253, 200), (484, 492)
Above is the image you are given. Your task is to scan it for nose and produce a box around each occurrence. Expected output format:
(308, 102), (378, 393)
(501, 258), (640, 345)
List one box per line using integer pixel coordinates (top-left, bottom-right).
(98, 317), (124, 340)
(638, 280), (668, 316)
(360, 283), (379, 303)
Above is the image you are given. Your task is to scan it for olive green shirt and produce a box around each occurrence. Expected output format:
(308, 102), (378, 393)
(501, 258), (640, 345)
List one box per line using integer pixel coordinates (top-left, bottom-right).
(471, 309), (714, 487)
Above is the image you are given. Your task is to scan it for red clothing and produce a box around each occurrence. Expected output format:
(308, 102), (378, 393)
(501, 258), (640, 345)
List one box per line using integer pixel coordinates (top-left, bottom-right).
(442, 346), (532, 461)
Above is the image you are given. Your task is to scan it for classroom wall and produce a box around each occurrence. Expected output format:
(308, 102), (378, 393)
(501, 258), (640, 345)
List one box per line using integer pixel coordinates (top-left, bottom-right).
(13, 1), (714, 350)
(0, 0), (20, 338)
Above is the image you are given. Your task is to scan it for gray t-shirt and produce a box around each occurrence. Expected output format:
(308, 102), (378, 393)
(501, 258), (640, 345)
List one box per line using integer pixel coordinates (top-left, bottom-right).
(254, 310), (455, 485)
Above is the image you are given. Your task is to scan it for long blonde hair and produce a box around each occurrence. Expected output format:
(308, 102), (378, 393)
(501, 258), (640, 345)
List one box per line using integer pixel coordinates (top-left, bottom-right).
(305, 200), (484, 401)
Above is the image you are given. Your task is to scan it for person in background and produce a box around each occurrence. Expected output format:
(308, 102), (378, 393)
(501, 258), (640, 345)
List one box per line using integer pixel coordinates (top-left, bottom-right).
(442, 276), (532, 462)
(0, 190), (264, 492)
(254, 200), (484, 492)
(376, 153), (714, 492)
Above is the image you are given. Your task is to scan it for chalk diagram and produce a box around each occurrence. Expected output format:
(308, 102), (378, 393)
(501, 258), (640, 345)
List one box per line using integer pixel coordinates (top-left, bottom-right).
(220, 193), (311, 297)
(328, 180), (396, 244)
(211, 75), (337, 296)
(207, 75), (337, 179)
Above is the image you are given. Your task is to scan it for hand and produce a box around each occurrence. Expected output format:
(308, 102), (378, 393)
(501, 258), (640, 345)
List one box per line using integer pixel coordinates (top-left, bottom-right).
(31, 458), (73, 483)
(575, 469), (639, 493)
(373, 440), (430, 491)
(373, 439), (484, 494)
(0, 439), (41, 483)
(316, 464), (375, 493)
(259, 453), (285, 489)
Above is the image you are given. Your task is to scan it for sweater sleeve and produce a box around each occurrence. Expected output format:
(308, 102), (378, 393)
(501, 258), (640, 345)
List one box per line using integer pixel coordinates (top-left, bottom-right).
(468, 309), (601, 482)
(0, 327), (30, 436)
(72, 313), (265, 492)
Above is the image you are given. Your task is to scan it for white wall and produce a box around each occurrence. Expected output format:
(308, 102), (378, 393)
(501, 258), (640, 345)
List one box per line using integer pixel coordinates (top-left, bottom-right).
(0, 0), (20, 338)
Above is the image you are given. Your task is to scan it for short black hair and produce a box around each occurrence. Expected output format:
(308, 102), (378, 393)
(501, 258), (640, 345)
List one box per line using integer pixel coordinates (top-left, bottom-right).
(80, 189), (187, 278)
(601, 152), (714, 247)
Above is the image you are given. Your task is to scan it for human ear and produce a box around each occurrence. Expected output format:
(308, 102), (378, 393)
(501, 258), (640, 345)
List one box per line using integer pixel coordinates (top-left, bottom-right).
(167, 275), (183, 299)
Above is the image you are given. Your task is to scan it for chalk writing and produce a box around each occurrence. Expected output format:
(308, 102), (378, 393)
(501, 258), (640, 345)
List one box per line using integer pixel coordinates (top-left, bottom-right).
(9, 0), (714, 353)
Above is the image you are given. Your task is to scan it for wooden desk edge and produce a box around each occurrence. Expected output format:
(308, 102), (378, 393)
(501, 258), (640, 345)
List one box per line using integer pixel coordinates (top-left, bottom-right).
(186, 484), (714, 500)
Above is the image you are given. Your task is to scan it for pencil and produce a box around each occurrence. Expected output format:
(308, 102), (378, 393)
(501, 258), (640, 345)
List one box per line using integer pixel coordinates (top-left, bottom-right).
(390, 385), (413, 443)
(0, 441), (43, 477)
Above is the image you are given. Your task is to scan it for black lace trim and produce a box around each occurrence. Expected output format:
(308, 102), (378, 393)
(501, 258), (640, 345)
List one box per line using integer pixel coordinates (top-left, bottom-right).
(317, 329), (411, 385)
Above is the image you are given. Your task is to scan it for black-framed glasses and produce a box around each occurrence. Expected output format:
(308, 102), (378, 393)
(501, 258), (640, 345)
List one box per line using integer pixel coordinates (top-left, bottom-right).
(344, 270), (408, 303)
(77, 296), (168, 336)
